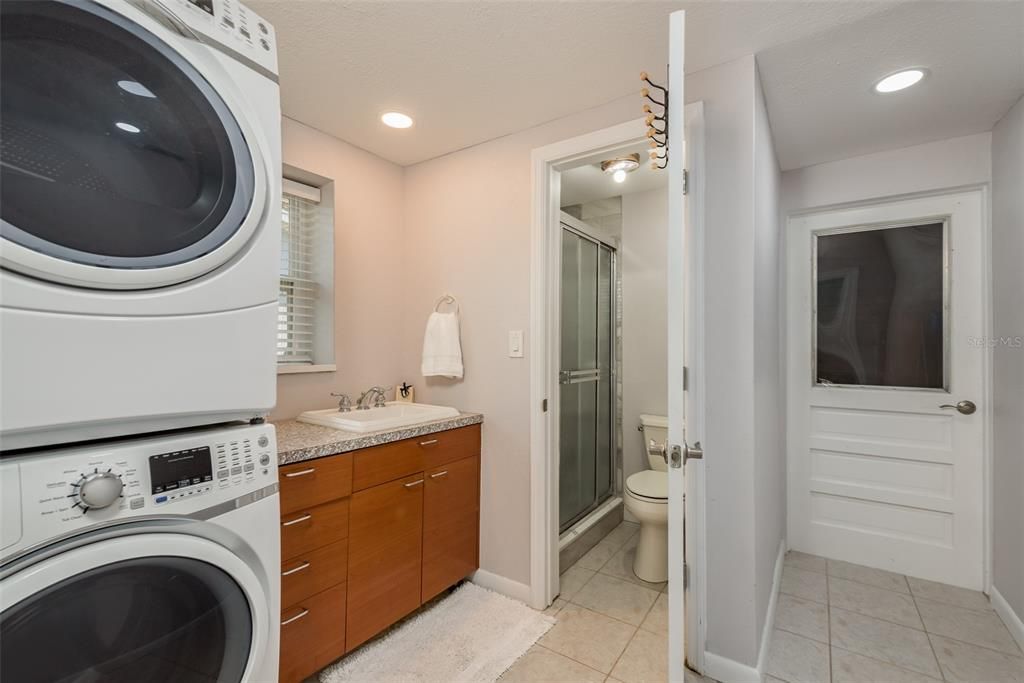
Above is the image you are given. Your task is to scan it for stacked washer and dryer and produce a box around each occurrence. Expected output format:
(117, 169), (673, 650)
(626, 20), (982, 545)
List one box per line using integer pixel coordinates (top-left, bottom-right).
(0, 0), (284, 680)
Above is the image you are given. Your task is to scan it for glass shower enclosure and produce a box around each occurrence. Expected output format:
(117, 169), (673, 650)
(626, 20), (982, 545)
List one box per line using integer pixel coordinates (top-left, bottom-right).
(559, 225), (616, 533)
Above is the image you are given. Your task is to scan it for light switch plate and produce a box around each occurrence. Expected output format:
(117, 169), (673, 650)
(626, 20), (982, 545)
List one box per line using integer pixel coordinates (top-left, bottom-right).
(508, 330), (524, 358)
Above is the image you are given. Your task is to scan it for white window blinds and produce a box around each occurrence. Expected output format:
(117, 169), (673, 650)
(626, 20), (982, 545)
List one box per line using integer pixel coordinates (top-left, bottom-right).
(278, 179), (322, 364)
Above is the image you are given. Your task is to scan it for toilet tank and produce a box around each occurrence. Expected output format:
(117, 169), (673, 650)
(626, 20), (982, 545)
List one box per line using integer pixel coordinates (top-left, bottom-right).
(639, 414), (670, 472)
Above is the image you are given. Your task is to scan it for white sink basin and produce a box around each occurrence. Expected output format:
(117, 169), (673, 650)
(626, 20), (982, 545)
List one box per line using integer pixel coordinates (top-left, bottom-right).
(297, 402), (460, 433)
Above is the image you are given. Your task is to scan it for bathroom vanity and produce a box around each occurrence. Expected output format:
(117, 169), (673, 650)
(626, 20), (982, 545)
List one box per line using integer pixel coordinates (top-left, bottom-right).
(274, 414), (482, 683)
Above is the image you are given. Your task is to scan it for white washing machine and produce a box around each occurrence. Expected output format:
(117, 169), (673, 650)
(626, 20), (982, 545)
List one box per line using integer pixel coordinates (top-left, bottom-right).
(0, 422), (280, 682)
(0, 0), (282, 450)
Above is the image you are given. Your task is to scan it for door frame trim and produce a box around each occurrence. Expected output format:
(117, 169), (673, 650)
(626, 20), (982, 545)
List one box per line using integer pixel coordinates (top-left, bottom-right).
(528, 104), (707, 669)
(784, 184), (994, 591)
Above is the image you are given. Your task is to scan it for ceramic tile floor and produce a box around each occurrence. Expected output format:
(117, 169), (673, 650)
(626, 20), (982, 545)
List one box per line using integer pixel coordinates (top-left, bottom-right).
(502, 521), (715, 683)
(766, 551), (1024, 683)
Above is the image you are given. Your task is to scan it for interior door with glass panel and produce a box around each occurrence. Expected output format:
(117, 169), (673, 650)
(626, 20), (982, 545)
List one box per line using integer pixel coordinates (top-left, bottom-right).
(786, 190), (986, 589)
(558, 226), (615, 533)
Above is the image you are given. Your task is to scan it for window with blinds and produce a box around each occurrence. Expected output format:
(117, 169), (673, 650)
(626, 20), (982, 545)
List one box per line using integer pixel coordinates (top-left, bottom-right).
(278, 179), (322, 364)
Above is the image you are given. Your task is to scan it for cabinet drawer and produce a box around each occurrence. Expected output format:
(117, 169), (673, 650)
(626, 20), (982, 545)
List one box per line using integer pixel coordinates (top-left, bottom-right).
(422, 424), (480, 470)
(352, 425), (481, 491)
(279, 583), (347, 683)
(279, 454), (353, 515)
(281, 497), (349, 560)
(352, 439), (420, 491)
(281, 538), (348, 609)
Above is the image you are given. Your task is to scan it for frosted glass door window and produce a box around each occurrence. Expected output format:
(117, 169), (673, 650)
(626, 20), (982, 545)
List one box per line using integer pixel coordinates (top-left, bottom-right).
(559, 228), (615, 532)
(815, 222), (946, 389)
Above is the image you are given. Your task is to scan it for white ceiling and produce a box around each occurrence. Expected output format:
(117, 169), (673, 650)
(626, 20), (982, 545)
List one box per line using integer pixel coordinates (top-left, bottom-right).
(252, 1), (908, 166)
(560, 142), (668, 206)
(758, 1), (1024, 170)
(252, 1), (1024, 170)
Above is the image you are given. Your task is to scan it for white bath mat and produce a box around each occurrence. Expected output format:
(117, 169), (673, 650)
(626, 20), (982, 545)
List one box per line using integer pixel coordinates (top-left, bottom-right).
(319, 582), (554, 683)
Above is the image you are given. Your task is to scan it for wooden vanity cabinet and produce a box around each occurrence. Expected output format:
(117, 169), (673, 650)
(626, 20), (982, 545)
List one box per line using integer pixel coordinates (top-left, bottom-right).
(277, 423), (481, 679)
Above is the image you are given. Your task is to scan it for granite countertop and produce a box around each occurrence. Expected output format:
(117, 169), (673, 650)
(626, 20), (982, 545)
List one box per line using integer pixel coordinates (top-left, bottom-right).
(273, 411), (483, 465)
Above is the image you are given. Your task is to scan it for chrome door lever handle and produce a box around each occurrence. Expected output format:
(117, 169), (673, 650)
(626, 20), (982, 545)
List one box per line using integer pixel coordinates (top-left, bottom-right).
(939, 400), (976, 415)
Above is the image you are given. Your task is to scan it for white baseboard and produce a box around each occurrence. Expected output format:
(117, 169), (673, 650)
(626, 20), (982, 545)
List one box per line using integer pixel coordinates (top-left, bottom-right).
(991, 585), (1024, 654)
(471, 569), (533, 605)
(756, 540), (787, 673)
(704, 652), (760, 683)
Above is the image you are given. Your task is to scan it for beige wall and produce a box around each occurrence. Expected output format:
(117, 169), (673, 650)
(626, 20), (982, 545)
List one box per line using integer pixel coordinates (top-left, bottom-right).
(752, 63), (786, 654)
(399, 95), (640, 586)
(991, 95), (1024, 623)
(272, 117), (406, 421)
(621, 188), (669, 481)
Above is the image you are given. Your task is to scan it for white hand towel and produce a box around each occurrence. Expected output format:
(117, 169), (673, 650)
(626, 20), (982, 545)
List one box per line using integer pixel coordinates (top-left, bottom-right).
(421, 312), (464, 379)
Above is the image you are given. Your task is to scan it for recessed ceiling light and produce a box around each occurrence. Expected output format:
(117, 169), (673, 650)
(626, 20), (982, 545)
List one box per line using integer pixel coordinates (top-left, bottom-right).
(874, 68), (927, 93)
(115, 122), (141, 133)
(381, 112), (413, 129)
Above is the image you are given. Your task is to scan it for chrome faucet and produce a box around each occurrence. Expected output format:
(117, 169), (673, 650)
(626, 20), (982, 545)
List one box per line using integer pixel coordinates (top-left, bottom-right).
(357, 386), (389, 410)
(330, 392), (352, 412)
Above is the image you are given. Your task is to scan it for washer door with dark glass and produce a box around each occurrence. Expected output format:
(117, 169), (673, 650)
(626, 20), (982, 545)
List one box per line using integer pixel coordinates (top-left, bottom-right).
(0, 534), (269, 683)
(0, 0), (262, 290)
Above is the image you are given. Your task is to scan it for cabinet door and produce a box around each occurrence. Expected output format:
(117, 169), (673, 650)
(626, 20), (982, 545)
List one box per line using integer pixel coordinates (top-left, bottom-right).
(422, 455), (480, 602)
(346, 472), (424, 651)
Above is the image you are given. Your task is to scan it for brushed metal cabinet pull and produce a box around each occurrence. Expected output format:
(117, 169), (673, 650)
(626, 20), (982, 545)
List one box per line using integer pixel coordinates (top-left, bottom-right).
(282, 513), (312, 527)
(419, 439), (439, 447)
(282, 561), (311, 577)
(284, 468), (316, 478)
(430, 470), (449, 479)
(282, 608), (310, 626)
(404, 479), (425, 488)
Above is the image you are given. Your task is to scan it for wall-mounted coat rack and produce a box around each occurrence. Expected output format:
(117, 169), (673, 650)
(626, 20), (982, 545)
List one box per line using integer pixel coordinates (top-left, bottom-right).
(640, 70), (668, 170)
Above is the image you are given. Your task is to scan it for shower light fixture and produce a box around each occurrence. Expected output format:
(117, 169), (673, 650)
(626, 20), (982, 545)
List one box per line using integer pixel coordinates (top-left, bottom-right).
(601, 153), (640, 183)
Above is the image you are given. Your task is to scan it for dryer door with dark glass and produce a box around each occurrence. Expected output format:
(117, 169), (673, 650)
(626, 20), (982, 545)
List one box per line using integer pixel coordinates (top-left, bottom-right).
(0, 0), (264, 290)
(0, 533), (269, 683)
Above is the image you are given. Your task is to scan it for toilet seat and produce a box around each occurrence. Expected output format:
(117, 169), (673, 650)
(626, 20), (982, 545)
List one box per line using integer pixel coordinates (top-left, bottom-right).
(625, 470), (668, 503)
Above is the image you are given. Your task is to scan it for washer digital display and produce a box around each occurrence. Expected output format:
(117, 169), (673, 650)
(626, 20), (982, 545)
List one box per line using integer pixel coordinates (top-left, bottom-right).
(149, 447), (213, 494)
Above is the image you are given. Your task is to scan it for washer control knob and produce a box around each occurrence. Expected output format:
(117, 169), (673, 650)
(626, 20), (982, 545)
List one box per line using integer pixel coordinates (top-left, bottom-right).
(75, 471), (124, 510)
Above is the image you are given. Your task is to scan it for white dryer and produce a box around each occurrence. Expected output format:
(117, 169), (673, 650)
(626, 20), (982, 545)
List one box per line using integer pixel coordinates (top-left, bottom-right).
(0, 422), (280, 682)
(0, 0), (282, 450)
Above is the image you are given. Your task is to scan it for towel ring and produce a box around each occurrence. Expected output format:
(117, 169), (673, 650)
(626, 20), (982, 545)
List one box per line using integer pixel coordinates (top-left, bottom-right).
(433, 294), (460, 316)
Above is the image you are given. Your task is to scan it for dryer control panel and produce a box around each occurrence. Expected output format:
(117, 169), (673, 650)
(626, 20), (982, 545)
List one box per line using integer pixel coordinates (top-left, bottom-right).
(0, 423), (277, 562)
(168, 0), (278, 76)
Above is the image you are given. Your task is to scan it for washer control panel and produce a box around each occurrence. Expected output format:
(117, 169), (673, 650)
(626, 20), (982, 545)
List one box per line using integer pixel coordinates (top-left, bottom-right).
(0, 424), (277, 559)
(167, 0), (278, 75)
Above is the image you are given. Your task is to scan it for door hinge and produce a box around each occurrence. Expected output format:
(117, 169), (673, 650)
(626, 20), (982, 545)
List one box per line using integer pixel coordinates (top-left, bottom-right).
(542, 398), (548, 413)
(682, 169), (689, 196)
(682, 365), (688, 391)
(684, 562), (690, 589)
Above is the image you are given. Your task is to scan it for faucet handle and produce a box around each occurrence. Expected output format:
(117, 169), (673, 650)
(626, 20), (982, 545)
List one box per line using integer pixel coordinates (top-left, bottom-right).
(330, 392), (352, 412)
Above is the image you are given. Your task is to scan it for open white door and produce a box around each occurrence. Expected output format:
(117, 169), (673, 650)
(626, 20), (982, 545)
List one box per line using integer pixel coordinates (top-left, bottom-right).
(666, 9), (690, 682)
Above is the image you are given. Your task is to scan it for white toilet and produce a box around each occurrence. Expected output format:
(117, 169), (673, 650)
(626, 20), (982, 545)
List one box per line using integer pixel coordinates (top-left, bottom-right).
(624, 414), (670, 583)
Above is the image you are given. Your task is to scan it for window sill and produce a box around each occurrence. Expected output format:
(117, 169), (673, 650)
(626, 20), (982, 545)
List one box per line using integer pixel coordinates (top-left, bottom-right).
(277, 364), (337, 375)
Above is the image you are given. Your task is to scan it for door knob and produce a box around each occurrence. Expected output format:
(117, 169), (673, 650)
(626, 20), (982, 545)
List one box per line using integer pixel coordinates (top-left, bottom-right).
(939, 400), (976, 415)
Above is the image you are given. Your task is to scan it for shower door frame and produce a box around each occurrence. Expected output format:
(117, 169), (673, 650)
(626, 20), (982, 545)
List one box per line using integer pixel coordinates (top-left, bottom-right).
(557, 217), (620, 534)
